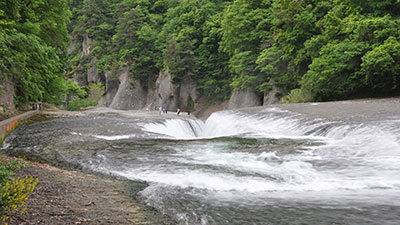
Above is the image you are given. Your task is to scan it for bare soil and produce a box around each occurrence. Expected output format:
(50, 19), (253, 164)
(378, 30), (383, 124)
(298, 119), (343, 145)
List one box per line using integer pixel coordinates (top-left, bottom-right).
(5, 160), (174, 225)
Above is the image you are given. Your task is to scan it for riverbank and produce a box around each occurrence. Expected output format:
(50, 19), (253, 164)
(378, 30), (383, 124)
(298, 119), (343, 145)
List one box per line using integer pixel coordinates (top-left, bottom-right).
(4, 157), (173, 225)
(1, 111), (175, 225)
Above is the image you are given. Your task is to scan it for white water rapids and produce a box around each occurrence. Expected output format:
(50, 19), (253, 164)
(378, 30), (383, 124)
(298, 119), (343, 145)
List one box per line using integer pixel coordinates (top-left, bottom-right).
(138, 108), (400, 195)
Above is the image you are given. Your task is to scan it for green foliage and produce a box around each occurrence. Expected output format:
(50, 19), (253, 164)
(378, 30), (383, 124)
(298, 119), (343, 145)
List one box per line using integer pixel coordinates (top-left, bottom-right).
(302, 40), (368, 101)
(88, 82), (105, 103)
(281, 88), (312, 103)
(0, 0), (71, 107)
(230, 51), (264, 92)
(66, 0), (400, 104)
(67, 98), (97, 111)
(361, 37), (400, 91)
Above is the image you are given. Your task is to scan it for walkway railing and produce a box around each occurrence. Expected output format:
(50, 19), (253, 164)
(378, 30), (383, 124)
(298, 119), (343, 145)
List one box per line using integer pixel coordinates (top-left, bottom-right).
(0, 111), (39, 141)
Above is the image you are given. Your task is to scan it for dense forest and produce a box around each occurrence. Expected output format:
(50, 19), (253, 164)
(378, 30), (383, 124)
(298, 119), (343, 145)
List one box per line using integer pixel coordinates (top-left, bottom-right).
(1, 0), (400, 109)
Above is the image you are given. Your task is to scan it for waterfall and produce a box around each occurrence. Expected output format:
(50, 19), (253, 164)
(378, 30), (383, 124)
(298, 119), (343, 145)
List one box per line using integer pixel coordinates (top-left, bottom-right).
(139, 108), (400, 193)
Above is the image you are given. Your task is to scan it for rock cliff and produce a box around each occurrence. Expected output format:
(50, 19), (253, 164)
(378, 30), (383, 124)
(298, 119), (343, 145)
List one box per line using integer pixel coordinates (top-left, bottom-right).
(227, 89), (262, 109)
(263, 82), (284, 105)
(0, 78), (15, 113)
(109, 67), (147, 110)
(68, 33), (283, 113)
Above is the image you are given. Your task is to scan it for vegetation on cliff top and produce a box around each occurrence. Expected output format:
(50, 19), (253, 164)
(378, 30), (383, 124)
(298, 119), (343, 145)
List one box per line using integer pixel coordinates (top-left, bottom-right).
(1, 0), (400, 108)
(67, 0), (400, 103)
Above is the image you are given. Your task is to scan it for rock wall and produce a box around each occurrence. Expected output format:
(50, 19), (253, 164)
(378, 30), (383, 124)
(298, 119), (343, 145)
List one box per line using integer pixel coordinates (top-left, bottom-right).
(87, 58), (102, 84)
(146, 70), (177, 111)
(82, 32), (92, 56)
(263, 82), (284, 105)
(70, 33), (104, 87)
(109, 67), (147, 110)
(68, 32), (269, 113)
(68, 30), (269, 112)
(0, 78), (15, 113)
(227, 89), (262, 109)
(102, 71), (120, 106)
(177, 78), (197, 111)
(106, 69), (199, 112)
(103, 68), (269, 112)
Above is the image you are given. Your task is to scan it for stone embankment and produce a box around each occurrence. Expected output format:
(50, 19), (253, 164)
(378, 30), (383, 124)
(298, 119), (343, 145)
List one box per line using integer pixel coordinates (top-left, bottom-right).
(0, 111), (39, 141)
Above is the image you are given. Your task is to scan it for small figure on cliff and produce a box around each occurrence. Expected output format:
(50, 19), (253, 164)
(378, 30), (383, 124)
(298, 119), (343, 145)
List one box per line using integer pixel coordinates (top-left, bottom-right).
(159, 107), (162, 115)
(32, 103), (36, 110)
(177, 108), (181, 115)
(39, 103), (43, 111)
(188, 111), (190, 117)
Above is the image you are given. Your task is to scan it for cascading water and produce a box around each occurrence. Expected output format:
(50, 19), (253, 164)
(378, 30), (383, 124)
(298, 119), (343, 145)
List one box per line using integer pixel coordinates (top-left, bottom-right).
(2, 108), (400, 224)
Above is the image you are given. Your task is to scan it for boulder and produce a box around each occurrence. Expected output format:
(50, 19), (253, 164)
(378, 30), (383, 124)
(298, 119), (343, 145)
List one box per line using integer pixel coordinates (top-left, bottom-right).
(227, 89), (262, 109)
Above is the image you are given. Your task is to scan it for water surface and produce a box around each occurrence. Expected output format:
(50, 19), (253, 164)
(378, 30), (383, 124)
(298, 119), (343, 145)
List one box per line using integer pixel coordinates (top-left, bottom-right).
(3, 108), (400, 224)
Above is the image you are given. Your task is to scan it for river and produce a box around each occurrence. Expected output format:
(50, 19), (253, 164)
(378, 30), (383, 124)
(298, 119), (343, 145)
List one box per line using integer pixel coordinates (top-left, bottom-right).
(2, 106), (400, 224)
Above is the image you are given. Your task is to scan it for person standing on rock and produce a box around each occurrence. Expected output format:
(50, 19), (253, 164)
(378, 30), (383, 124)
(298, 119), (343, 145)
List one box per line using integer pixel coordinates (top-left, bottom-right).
(177, 108), (181, 115)
(159, 107), (162, 115)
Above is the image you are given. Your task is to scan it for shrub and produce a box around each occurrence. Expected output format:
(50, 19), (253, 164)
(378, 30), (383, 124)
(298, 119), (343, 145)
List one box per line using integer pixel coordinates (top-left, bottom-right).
(1, 176), (38, 223)
(281, 88), (312, 103)
(88, 82), (105, 103)
(0, 157), (36, 224)
(67, 98), (97, 111)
